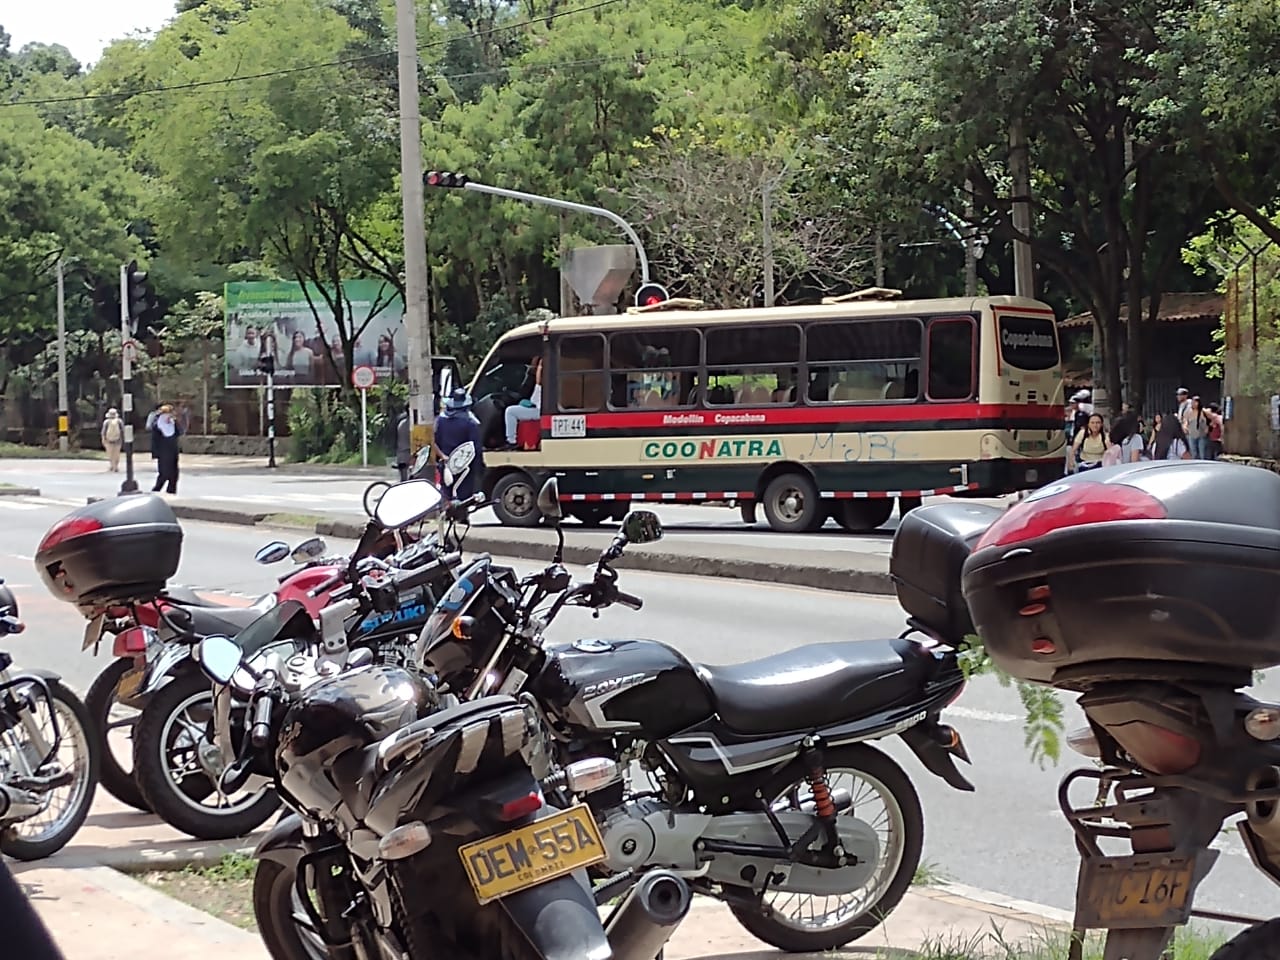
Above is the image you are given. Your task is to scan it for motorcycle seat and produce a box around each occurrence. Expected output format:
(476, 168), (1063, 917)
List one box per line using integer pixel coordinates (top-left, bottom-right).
(697, 638), (938, 736)
(180, 604), (266, 637)
(161, 586), (224, 608)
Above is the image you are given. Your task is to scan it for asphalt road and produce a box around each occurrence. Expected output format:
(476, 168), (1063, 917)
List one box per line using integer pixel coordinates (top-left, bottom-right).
(1, 499), (1275, 926)
(0, 456), (1013, 560)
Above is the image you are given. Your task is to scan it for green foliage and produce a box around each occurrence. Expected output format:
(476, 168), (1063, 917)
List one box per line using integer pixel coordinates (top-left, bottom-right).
(960, 634), (1064, 768)
(434, 298), (533, 379)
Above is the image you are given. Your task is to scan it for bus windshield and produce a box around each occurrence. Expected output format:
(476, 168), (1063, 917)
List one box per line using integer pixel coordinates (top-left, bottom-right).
(996, 314), (1059, 371)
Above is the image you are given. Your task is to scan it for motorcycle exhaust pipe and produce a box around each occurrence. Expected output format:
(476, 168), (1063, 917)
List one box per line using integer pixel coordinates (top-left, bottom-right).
(605, 870), (692, 960)
(0, 784), (44, 822)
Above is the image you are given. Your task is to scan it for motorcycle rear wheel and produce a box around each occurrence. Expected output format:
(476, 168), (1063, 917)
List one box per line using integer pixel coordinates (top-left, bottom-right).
(84, 658), (150, 812)
(727, 743), (923, 953)
(1210, 918), (1280, 960)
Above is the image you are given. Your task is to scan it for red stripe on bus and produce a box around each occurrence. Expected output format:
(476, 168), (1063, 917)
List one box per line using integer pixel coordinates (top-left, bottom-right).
(541, 403), (1061, 430)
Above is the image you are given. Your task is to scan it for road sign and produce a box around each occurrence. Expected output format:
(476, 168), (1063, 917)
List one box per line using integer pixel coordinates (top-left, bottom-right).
(352, 365), (376, 390)
(122, 339), (138, 363)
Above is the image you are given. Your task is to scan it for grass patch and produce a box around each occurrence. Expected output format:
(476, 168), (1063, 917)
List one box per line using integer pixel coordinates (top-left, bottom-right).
(918, 924), (1226, 960)
(913, 860), (950, 886)
(139, 853), (257, 932)
(0, 441), (103, 460)
(262, 512), (324, 529)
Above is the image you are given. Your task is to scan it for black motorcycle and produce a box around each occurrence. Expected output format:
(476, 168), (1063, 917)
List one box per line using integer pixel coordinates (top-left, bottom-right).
(0, 578), (99, 860)
(957, 460), (1280, 960)
(189, 550), (694, 959)
(404, 478), (977, 953)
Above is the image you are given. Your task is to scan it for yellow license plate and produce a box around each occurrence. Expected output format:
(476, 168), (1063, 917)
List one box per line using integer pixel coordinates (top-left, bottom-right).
(116, 667), (146, 702)
(458, 804), (606, 905)
(1080, 857), (1195, 929)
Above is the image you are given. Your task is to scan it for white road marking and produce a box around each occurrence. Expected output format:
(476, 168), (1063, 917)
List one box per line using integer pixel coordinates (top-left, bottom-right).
(944, 705), (1020, 723)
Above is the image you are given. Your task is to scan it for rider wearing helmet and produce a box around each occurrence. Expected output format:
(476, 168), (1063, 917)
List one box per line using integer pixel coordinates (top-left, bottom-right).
(433, 388), (485, 499)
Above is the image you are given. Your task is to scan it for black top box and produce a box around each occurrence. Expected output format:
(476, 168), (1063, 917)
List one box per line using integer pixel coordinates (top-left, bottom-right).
(891, 502), (1004, 646)
(961, 461), (1280, 687)
(35, 494), (183, 613)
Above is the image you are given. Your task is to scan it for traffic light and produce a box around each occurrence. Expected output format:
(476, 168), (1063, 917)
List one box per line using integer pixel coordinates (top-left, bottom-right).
(425, 171), (470, 189)
(634, 282), (669, 308)
(125, 260), (154, 333)
(258, 353), (276, 376)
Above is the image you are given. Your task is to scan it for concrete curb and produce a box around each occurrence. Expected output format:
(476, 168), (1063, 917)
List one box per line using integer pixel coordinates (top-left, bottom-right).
(929, 881), (1074, 926)
(0, 486), (40, 496)
(158, 503), (896, 596)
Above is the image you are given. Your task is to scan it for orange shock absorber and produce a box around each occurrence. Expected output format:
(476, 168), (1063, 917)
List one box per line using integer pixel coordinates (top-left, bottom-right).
(808, 770), (836, 820)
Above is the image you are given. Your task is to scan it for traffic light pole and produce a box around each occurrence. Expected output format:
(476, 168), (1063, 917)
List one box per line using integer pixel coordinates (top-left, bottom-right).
(118, 264), (138, 494)
(265, 369), (277, 468)
(459, 182), (651, 284)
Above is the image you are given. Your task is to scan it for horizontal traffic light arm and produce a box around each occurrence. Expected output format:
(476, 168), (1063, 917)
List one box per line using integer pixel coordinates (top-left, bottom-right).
(421, 176), (650, 283)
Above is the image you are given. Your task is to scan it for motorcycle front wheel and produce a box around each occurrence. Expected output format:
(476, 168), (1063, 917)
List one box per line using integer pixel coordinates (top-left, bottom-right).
(133, 671), (280, 840)
(727, 743), (923, 953)
(0, 679), (99, 861)
(253, 860), (331, 960)
(1210, 918), (1280, 960)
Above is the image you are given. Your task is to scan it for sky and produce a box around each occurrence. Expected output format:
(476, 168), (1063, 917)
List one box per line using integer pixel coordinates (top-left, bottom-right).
(4, 0), (177, 68)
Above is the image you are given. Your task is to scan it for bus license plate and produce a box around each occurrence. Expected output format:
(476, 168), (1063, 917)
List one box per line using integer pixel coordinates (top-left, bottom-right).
(458, 804), (606, 905)
(1076, 854), (1195, 929)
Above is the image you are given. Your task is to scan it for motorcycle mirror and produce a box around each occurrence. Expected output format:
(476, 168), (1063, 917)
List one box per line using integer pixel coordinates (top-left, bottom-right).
(254, 541), (290, 565)
(291, 537), (327, 563)
(621, 510), (664, 545)
(363, 481), (391, 518)
(447, 441), (475, 475)
(195, 635), (245, 686)
(410, 445), (433, 480)
(375, 479), (444, 529)
(537, 478), (563, 523)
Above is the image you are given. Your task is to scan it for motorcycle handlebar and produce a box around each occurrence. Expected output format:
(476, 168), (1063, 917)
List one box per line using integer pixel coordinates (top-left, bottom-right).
(307, 571), (343, 599)
(249, 694), (273, 748)
(613, 590), (643, 611)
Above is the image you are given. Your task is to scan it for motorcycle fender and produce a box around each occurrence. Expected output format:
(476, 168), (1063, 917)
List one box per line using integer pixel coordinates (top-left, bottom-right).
(255, 813), (306, 871)
(499, 868), (610, 960)
(900, 722), (975, 792)
(140, 644), (193, 697)
(7, 668), (62, 684)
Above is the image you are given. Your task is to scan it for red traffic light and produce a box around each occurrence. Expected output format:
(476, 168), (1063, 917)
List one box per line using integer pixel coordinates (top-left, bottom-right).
(634, 282), (669, 308)
(425, 171), (470, 189)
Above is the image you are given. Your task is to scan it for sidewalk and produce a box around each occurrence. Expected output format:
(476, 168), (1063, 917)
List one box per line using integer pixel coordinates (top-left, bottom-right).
(11, 794), (1072, 960)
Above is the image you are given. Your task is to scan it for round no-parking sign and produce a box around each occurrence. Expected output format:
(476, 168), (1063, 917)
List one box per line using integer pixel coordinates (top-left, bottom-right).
(352, 365), (376, 390)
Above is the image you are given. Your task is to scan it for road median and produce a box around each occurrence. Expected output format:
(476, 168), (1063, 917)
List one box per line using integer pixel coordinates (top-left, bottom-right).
(163, 498), (896, 596)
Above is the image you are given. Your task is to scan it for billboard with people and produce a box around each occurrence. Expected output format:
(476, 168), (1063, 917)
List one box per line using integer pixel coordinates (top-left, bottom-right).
(224, 280), (406, 388)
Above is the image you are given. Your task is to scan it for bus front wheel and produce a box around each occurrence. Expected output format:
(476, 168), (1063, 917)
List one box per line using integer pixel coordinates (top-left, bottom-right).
(762, 473), (824, 533)
(833, 498), (894, 533)
(491, 472), (542, 527)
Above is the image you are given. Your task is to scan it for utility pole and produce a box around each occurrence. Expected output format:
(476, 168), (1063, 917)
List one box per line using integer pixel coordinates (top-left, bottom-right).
(119, 264), (138, 493)
(1009, 120), (1035, 298)
(395, 0), (434, 429)
(56, 259), (69, 453)
(963, 179), (978, 298)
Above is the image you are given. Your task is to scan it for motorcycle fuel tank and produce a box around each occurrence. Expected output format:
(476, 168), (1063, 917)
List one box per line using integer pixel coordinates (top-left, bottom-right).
(276, 664), (436, 820)
(531, 638), (714, 739)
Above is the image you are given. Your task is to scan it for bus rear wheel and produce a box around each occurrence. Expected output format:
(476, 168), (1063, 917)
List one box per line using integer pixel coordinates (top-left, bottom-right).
(834, 498), (894, 533)
(491, 472), (541, 527)
(762, 474), (824, 533)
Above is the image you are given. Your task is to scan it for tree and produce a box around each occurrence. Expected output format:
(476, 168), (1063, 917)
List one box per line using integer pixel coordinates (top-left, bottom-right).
(619, 131), (871, 305)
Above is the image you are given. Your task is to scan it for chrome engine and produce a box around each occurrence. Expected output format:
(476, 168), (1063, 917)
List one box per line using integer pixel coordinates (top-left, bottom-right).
(595, 797), (881, 896)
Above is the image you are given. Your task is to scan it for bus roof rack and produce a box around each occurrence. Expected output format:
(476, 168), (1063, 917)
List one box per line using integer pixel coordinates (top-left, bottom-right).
(625, 297), (707, 314)
(821, 287), (904, 304)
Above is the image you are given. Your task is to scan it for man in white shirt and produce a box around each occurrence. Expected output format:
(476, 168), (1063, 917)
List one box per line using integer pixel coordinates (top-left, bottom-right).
(1176, 387), (1191, 420)
(504, 355), (543, 449)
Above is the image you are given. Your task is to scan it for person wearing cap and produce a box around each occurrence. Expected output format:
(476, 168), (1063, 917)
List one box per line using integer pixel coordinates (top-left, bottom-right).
(1175, 387), (1191, 421)
(101, 407), (124, 473)
(433, 388), (485, 499)
(1065, 390), (1092, 472)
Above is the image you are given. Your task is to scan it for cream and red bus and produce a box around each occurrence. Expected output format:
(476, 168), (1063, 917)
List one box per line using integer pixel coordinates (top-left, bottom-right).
(465, 294), (1066, 532)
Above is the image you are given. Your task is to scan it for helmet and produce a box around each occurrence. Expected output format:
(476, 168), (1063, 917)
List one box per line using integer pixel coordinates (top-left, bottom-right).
(1071, 390), (1091, 403)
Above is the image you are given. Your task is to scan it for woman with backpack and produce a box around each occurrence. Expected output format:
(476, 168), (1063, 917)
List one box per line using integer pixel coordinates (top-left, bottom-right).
(1072, 412), (1109, 472)
(101, 408), (123, 473)
(1151, 414), (1194, 461)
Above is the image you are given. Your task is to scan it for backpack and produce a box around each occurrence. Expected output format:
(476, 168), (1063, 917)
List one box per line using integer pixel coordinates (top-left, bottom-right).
(104, 418), (122, 443)
(1101, 443), (1122, 467)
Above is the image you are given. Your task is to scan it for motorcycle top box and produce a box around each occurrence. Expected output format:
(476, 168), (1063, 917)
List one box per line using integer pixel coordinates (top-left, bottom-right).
(35, 494), (183, 612)
(890, 501), (1004, 645)
(961, 461), (1280, 687)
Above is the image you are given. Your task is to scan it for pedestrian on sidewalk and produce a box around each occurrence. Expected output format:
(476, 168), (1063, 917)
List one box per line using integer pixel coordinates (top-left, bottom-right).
(1181, 395), (1210, 459)
(149, 403), (183, 494)
(101, 407), (123, 472)
(395, 407), (411, 482)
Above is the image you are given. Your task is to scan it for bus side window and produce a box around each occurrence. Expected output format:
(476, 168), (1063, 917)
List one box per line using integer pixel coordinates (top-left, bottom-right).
(607, 328), (701, 409)
(926, 318), (976, 401)
(557, 334), (606, 412)
(805, 318), (922, 403)
(704, 324), (800, 406)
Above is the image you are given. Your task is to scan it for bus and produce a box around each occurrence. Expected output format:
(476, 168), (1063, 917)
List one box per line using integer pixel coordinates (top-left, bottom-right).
(464, 294), (1067, 532)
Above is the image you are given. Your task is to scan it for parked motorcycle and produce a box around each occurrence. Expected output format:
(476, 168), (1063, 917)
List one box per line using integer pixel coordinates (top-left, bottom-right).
(405, 478), (978, 953)
(0, 578), (99, 860)
(190, 479), (692, 960)
(958, 460), (1280, 960)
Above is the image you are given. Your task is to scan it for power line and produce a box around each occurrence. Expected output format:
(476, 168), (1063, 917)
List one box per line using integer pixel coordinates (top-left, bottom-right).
(0, 0), (630, 108)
